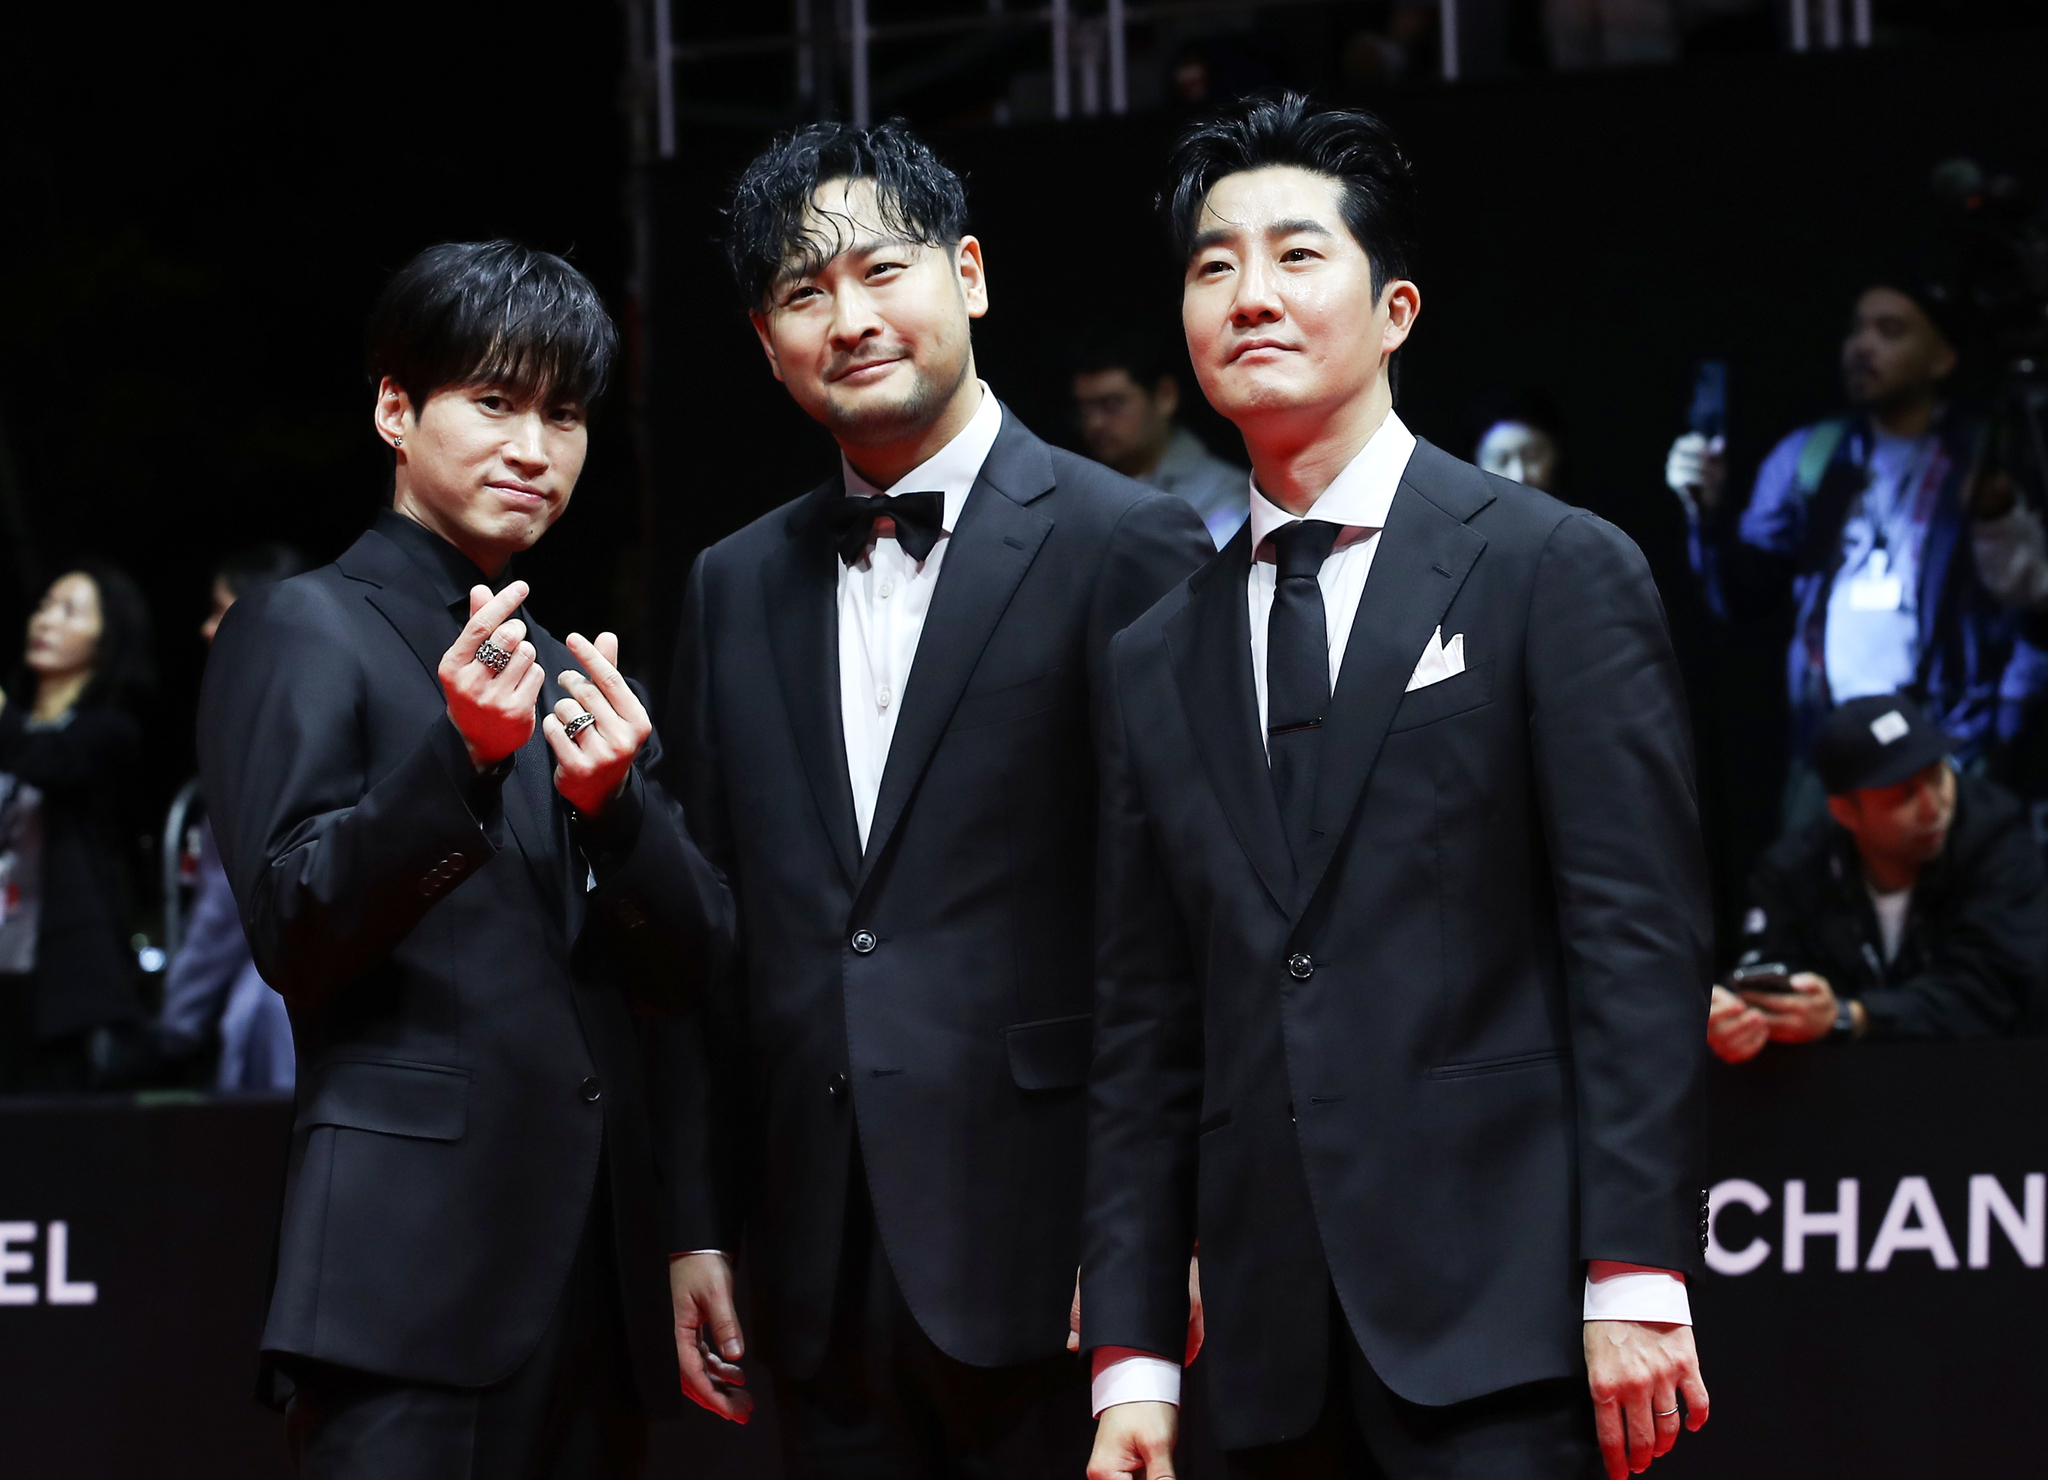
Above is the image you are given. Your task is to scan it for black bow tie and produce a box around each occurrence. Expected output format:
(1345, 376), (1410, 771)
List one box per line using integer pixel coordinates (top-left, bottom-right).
(824, 491), (946, 564)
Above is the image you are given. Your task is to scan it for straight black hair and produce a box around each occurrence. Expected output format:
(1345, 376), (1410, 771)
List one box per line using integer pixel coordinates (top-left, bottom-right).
(215, 543), (305, 599)
(1163, 93), (1418, 299)
(1069, 325), (1178, 391)
(14, 560), (158, 714)
(725, 119), (969, 310)
(365, 241), (619, 417)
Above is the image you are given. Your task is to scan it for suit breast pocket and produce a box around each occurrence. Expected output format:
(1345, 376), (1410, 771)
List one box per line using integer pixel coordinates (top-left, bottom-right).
(949, 670), (1066, 732)
(1388, 659), (1495, 733)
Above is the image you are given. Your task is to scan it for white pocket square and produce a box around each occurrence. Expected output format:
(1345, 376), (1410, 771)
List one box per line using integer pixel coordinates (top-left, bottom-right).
(1405, 626), (1466, 692)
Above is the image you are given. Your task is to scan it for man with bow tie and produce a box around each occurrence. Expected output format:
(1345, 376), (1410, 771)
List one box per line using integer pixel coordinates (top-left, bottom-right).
(1080, 97), (1716, 1480)
(653, 120), (1210, 1477)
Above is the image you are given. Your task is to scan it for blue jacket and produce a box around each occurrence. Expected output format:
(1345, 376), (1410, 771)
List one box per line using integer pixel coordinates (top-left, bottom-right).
(1688, 409), (2045, 763)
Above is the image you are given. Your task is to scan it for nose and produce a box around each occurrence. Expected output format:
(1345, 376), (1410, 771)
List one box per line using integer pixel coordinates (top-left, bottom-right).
(830, 283), (883, 352)
(504, 411), (550, 471)
(1230, 257), (1284, 328)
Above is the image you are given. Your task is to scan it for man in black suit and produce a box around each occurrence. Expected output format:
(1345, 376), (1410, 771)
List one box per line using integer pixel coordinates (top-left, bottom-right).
(199, 241), (732, 1478)
(1080, 97), (1714, 1480)
(655, 122), (1212, 1477)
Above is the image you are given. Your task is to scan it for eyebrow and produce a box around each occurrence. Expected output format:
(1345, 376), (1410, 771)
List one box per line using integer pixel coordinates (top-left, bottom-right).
(1191, 217), (1336, 255)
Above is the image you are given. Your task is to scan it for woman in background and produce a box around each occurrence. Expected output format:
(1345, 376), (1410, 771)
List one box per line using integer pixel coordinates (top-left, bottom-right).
(0, 562), (154, 1091)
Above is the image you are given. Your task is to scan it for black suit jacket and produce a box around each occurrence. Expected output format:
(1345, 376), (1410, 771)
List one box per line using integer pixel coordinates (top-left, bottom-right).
(199, 513), (730, 1406)
(1081, 440), (1712, 1447)
(657, 408), (1211, 1376)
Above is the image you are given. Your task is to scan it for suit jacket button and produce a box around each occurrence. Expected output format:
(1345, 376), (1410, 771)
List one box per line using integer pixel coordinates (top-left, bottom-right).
(850, 930), (877, 955)
(828, 1072), (849, 1101)
(447, 853), (466, 870)
(1288, 952), (1314, 980)
(580, 1077), (603, 1103)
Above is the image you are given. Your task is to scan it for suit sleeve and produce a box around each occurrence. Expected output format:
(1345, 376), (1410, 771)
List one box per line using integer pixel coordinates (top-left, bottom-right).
(1526, 512), (1713, 1274)
(1860, 796), (2045, 1040)
(197, 582), (508, 1012)
(647, 549), (756, 1252)
(568, 681), (735, 1014)
(1079, 631), (1204, 1360)
(1086, 493), (1214, 708)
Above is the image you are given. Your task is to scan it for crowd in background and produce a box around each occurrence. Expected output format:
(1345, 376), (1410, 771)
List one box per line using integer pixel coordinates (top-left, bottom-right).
(2, 257), (2044, 1097)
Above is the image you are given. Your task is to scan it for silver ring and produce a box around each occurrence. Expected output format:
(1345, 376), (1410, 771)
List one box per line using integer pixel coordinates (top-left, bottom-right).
(1655, 1406), (1680, 1418)
(475, 639), (512, 674)
(563, 712), (597, 739)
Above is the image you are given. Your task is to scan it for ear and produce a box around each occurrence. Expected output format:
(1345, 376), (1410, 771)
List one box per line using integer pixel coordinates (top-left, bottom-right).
(374, 376), (416, 450)
(1378, 278), (1421, 360)
(1155, 376), (1181, 419)
(955, 236), (989, 320)
(1825, 794), (1859, 832)
(749, 310), (787, 385)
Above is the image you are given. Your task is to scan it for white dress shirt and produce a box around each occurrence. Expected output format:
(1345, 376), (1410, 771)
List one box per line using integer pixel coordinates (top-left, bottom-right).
(1091, 410), (1692, 1417)
(838, 383), (1004, 848)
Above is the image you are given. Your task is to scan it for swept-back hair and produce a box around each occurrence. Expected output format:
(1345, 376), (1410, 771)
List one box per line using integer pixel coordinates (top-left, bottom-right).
(365, 240), (619, 415)
(1069, 324), (1178, 390)
(725, 119), (969, 309)
(1163, 92), (1418, 298)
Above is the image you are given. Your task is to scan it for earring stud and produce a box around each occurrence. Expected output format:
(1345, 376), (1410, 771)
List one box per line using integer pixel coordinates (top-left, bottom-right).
(394, 436), (404, 447)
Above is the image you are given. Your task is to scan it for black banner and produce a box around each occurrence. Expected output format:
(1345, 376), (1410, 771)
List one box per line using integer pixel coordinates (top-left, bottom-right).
(2, 1041), (2043, 1477)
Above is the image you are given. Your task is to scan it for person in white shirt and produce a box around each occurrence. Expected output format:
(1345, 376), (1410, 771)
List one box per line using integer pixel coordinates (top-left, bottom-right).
(653, 120), (1211, 1479)
(1080, 93), (1714, 1480)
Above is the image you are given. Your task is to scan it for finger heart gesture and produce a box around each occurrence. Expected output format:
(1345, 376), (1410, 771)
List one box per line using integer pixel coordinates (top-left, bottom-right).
(440, 582), (542, 769)
(544, 631), (652, 818)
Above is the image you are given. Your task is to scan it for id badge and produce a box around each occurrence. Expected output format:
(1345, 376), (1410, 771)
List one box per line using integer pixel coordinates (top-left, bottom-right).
(1848, 548), (1904, 611)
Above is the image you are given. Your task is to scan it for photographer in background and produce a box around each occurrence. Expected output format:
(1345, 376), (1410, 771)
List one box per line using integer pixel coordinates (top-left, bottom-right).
(1668, 277), (2045, 830)
(1709, 695), (2046, 1063)
(1071, 325), (1247, 546)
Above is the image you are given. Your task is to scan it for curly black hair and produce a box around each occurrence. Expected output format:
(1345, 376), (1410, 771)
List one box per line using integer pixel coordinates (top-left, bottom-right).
(725, 119), (969, 309)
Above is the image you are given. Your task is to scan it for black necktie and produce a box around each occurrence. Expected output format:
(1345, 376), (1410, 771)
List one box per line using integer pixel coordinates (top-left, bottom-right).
(824, 491), (946, 564)
(1265, 519), (1343, 860)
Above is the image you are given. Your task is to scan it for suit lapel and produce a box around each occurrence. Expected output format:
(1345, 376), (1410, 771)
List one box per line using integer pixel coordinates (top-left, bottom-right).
(1166, 526), (1295, 915)
(764, 485), (864, 887)
(858, 416), (1054, 889)
(1292, 443), (1492, 917)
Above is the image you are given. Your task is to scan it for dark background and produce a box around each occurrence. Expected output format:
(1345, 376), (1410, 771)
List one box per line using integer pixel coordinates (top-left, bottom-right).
(12, 6), (2044, 946)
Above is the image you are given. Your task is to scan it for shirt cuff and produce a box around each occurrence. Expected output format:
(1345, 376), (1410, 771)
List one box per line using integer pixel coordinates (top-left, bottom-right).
(1089, 1349), (1181, 1416)
(1583, 1267), (1692, 1326)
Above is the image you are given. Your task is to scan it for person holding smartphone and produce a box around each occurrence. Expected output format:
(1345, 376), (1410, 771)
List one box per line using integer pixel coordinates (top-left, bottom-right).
(1710, 693), (2047, 1062)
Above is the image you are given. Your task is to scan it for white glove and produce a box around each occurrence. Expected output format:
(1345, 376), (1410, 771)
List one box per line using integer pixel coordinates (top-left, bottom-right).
(1665, 432), (1726, 517)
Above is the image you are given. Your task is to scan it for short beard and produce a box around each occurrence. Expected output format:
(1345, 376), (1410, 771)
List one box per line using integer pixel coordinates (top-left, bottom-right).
(819, 349), (971, 448)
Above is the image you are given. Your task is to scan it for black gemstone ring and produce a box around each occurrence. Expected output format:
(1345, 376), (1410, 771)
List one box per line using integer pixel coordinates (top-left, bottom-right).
(563, 712), (597, 739)
(475, 639), (513, 674)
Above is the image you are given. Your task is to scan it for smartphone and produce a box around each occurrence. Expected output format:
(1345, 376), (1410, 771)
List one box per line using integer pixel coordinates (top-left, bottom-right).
(1688, 360), (1728, 442)
(1729, 961), (1796, 995)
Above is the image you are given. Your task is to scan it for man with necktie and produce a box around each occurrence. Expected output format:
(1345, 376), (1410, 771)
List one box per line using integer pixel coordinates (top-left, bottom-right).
(654, 121), (1211, 1477)
(1080, 96), (1715, 1480)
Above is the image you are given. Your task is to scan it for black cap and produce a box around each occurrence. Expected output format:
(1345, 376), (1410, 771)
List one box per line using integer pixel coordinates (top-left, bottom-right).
(1813, 694), (1954, 795)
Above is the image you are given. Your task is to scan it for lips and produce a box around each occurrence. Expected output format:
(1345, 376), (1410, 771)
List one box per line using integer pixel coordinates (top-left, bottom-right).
(1229, 339), (1296, 363)
(830, 356), (904, 384)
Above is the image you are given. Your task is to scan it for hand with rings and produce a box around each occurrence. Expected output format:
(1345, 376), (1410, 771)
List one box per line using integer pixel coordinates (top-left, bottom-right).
(440, 582), (540, 769)
(543, 630), (653, 818)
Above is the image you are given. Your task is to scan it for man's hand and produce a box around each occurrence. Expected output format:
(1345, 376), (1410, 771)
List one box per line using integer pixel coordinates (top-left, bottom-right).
(441, 582), (541, 769)
(542, 632), (652, 818)
(1706, 984), (1769, 1063)
(1068, 1255), (1204, 1364)
(669, 1253), (752, 1423)
(1087, 1401), (1178, 1480)
(1585, 1320), (1708, 1479)
(1665, 433), (1727, 517)
(1742, 971), (1843, 1044)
